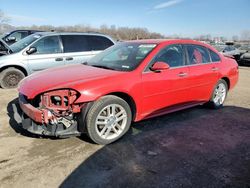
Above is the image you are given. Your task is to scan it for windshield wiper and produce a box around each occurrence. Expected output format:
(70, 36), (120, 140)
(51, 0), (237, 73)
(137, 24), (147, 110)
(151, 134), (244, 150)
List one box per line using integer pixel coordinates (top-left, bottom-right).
(91, 64), (115, 70)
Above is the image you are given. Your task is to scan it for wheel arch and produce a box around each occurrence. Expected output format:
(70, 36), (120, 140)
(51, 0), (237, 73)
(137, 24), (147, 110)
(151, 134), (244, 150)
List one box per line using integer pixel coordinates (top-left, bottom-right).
(0, 65), (28, 76)
(106, 92), (137, 121)
(221, 77), (230, 90)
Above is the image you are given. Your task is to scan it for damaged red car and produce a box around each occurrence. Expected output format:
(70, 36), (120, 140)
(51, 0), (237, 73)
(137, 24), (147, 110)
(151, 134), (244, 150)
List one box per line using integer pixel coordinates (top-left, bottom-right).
(18, 39), (239, 144)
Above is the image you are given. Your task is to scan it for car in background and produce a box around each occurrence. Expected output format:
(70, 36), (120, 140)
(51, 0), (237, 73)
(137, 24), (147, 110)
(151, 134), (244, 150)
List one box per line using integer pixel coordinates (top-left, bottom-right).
(1, 30), (43, 45)
(0, 32), (115, 88)
(212, 44), (226, 52)
(18, 39), (239, 144)
(221, 45), (241, 61)
(0, 38), (11, 56)
(239, 50), (250, 65)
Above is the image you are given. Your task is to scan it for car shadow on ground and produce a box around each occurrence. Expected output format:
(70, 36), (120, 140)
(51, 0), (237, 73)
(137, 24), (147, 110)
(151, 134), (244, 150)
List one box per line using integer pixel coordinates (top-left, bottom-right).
(7, 98), (250, 187)
(59, 105), (250, 188)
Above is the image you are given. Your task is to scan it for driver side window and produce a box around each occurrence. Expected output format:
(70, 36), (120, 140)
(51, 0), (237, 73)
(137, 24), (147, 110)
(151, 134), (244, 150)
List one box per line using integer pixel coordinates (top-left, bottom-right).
(31, 36), (62, 55)
(154, 45), (184, 68)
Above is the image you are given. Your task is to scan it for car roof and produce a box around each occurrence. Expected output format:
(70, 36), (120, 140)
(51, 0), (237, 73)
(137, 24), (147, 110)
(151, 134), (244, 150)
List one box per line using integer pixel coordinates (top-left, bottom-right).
(125, 39), (209, 45)
(35, 31), (112, 37)
(124, 39), (218, 52)
(33, 32), (115, 42)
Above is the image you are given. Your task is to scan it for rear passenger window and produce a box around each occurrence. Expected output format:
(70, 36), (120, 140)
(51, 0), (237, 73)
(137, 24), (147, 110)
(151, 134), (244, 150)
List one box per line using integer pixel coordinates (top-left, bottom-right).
(61, 35), (91, 53)
(153, 45), (184, 67)
(209, 49), (221, 62)
(87, 36), (114, 51)
(186, 45), (210, 64)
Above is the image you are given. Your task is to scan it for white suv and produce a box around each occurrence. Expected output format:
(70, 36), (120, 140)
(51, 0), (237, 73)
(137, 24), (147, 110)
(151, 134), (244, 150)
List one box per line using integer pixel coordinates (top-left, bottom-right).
(0, 32), (115, 88)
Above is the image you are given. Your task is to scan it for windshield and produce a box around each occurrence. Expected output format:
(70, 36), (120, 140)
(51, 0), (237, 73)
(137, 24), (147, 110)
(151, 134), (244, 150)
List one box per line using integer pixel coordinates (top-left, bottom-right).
(87, 42), (157, 71)
(10, 34), (42, 53)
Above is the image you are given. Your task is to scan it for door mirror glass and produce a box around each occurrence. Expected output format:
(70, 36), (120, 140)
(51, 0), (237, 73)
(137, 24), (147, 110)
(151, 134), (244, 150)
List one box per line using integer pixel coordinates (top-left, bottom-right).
(150, 62), (170, 72)
(26, 47), (37, 55)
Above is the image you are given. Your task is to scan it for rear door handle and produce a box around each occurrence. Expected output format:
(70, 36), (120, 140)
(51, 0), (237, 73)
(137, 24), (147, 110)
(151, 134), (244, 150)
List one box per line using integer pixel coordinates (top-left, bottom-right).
(211, 67), (219, 71)
(178, 72), (188, 77)
(55, 58), (63, 61)
(65, 57), (73, 61)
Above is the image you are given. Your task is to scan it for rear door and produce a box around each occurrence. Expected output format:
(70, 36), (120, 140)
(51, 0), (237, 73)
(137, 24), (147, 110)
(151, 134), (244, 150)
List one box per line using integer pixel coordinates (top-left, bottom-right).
(141, 44), (190, 117)
(26, 35), (64, 72)
(61, 35), (93, 65)
(185, 44), (219, 101)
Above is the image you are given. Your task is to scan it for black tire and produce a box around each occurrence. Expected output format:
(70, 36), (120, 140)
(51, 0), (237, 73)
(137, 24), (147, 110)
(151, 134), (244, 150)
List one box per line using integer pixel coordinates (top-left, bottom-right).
(207, 79), (228, 109)
(0, 68), (25, 89)
(85, 95), (132, 145)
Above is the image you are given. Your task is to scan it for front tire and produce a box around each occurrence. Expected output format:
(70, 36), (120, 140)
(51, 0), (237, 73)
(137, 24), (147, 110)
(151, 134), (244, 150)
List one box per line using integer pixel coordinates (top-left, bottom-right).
(0, 68), (25, 89)
(85, 95), (132, 145)
(208, 79), (228, 109)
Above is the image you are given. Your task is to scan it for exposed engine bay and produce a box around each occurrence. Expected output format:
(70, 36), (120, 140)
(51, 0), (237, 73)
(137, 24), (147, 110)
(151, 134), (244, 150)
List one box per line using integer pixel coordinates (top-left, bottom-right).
(37, 89), (82, 128)
(20, 89), (87, 137)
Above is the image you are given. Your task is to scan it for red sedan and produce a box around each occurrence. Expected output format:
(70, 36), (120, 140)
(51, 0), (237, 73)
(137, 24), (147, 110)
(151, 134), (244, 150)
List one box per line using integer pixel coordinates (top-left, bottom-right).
(18, 39), (239, 144)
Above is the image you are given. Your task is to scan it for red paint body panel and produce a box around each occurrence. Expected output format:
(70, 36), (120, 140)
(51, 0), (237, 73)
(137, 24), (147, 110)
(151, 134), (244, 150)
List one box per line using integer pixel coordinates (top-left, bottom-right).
(18, 39), (239, 123)
(19, 94), (44, 123)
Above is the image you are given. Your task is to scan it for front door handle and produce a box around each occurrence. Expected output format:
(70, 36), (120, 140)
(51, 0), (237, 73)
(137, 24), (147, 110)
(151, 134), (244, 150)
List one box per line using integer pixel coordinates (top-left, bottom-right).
(211, 67), (219, 71)
(65, 57), (73, 61)
(55, 58), (63, 61)
(178, 72), (188, 77)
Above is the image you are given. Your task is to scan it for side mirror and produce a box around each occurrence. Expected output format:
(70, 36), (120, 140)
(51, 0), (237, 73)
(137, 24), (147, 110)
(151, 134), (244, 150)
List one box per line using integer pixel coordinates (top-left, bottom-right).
(26, 47), (37, 55)
(6, 36), (16, 42)
(150, 62), (170, 72)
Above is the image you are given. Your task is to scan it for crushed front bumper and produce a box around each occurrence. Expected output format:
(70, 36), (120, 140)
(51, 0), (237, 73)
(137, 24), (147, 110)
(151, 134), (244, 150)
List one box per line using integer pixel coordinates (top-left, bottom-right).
(21, 117), (80, 137)
(19, 94), (81, 137)
(19, 94), (44, 123)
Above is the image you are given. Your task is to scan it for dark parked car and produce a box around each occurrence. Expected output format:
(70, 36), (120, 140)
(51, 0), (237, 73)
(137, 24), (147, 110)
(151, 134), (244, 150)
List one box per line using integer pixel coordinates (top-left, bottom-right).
(1, 30), (43, 45)
(0, 38), (11, 56)
(239, 52), (250, 65)
(221, 45), (241, 61)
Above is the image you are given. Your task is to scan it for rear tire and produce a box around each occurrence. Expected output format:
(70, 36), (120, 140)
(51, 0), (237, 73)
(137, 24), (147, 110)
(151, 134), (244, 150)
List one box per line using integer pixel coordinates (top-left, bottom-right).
(85, 95), (132, 145)
(207, 79), (228, 109)
(0, 68), (25, 89)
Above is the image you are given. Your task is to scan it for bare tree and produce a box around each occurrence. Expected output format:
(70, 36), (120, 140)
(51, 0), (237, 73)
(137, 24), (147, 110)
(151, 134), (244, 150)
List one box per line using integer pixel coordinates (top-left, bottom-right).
(17, 24), (165, 40)
(241, 30), (250, 41)
(232, 35), (239, 42)
(0, 10), (11, 34)
(0, 10), (10, 24)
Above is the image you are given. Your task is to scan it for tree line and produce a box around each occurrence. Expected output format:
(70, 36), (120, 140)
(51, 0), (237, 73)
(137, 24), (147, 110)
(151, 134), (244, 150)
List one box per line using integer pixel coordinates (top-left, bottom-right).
(17, 24), (165, 41)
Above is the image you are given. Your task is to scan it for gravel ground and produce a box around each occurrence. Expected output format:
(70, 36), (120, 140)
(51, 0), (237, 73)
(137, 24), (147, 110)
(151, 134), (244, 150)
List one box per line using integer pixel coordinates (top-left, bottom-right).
(0, 67), (250, 188)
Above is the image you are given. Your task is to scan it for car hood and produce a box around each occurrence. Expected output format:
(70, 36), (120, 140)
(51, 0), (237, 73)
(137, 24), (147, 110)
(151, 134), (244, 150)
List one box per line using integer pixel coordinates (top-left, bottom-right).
(19, 64), (124, 99)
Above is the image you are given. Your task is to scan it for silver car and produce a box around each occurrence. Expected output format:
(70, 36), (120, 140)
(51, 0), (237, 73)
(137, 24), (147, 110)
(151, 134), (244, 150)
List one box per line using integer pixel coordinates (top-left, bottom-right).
(0, 32), (115, 88)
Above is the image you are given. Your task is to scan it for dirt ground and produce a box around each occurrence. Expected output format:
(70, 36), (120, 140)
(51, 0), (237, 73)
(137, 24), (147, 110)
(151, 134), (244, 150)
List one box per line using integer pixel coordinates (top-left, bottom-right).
(0, 67), (250, 188)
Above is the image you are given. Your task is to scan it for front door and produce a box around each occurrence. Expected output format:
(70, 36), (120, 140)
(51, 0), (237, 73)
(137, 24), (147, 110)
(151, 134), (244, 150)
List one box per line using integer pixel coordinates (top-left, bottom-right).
(27, 35), (64, 73)
(141, 44), (191, 118)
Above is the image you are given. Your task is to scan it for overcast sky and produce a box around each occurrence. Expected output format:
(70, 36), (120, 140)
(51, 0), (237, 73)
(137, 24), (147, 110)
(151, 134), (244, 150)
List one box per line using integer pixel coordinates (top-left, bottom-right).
(1, 0), (250, 38)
